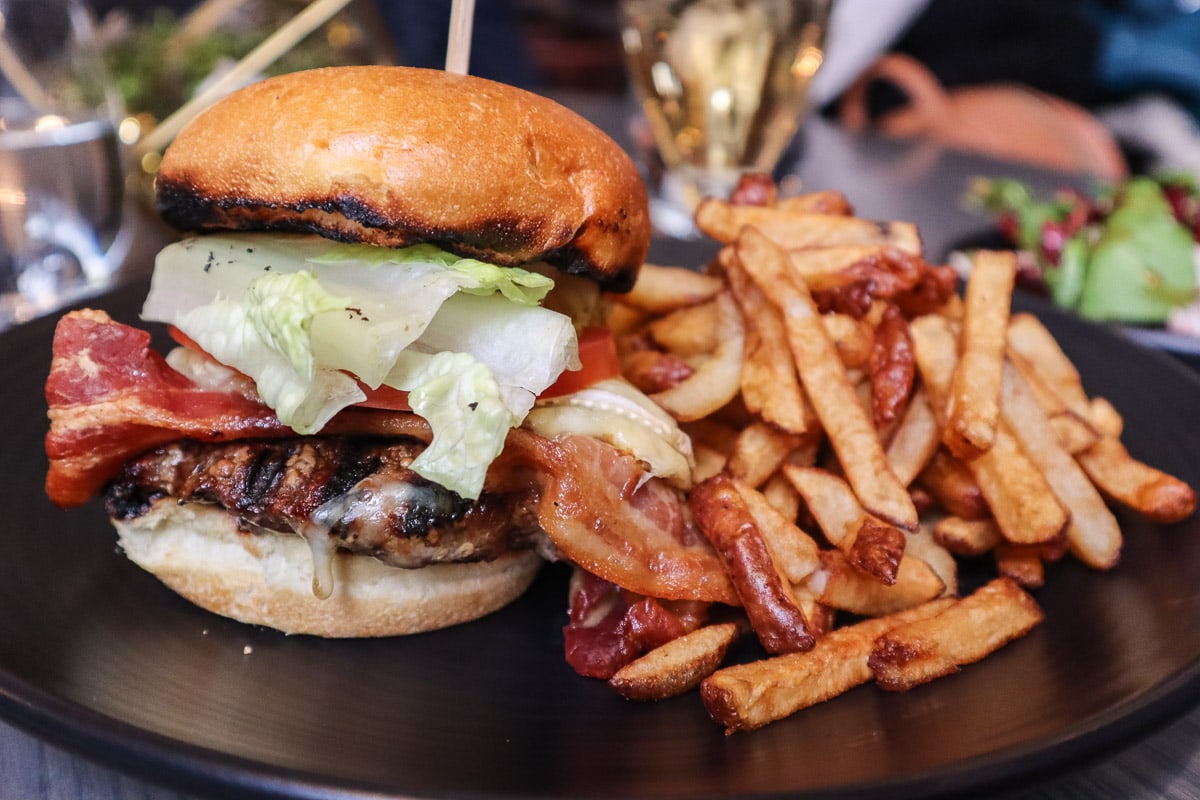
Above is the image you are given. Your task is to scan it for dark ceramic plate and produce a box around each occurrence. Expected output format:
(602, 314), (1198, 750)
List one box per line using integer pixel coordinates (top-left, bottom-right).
(1, 282), (1199, 800)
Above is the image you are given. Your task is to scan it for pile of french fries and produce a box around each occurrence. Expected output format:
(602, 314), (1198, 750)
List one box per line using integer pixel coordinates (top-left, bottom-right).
(603, 180), (1197, 734)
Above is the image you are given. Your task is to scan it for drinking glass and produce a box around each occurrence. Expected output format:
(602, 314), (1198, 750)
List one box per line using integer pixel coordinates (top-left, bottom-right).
(620, 0), (832, 235)
(0, 0), (128, 328)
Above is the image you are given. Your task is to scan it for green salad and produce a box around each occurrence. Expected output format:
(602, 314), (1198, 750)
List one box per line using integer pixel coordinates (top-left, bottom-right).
(966, 175), (1200, 328)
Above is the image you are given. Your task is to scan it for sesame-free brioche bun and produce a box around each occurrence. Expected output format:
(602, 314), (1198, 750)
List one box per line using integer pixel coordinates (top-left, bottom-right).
(114, 500), (544, 637)
(155, 66), (650, 291)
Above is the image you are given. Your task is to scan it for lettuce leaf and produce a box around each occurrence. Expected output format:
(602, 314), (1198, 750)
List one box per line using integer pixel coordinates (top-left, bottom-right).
(385, 350), (516, 499)
(311, 242), (554, 306)
(143, 233), (579, 499)
(174, 293), (366, 435)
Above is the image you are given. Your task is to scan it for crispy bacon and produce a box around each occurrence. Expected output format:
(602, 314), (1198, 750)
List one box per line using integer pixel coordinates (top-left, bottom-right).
(868, 304), (915, 430)
(811, 250), (958, 321)
(505, 431), (738, 605)
(563, 567), (709, 679)
(44, 310), (434, 507)
(45, 311), (288, 506)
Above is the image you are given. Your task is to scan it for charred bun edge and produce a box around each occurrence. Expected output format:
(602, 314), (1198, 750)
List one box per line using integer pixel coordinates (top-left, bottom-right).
(154, 182), (641, 293)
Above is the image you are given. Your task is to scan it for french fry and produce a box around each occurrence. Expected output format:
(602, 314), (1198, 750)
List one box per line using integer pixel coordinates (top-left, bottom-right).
(737, 227), (918, 530)
(910, 314), (1068, 545)
(775, 189), (854, 215)
(609, 622), (742, 701)
(605, 301), (648, 338)
(823, 312), (876, 368)
(1007, 348), (1100, 454)
(621, 263), (724, 313)
(726, 420), (803, 488)
(691, 475), (815, 654)
(783, 465), (899, 567)
(724, 254), (810, 434)
(905, 525), (958, 596)
(792, 582), (838, 638)
(650, 292), (745, 422)
(691, 442), (727, 483)
(885, 385), (941, 487)
(1077, 436), (1197, 524)
(784, 245), (894, 291)
(846, 518), (907, 586)
(731, 478), (821, 584)
(1048, 412), (1102, 456)
(1088, 396), (1124, 438)
(942, 251), (1016, 460)
(805, 549), (945, 616)
(994, 544), (1045, 589)
(701, 598), (954, 733)
(917, 449), (990, 521)
(647, 299), (719, 357)
(761, 470), (802, 522)
(783, 467), (859, 550)
(932, 516), (1002, 556)
(696, 198), (921, 253)
(868, 577), (1044, 691)
(1006, 312), (1092, 417)
(1000, 362), (1122, 569)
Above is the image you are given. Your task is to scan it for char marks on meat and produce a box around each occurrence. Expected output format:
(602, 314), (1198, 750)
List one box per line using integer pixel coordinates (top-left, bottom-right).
(105, 437), (543, 569)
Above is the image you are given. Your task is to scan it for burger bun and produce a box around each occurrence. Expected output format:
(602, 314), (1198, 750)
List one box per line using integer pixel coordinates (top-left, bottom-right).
(113, 500), (544, 637)
(155, 66), (650, 291)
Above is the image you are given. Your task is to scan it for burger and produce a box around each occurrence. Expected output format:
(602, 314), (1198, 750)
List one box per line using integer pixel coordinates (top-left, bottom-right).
(44, 66), (730, 640)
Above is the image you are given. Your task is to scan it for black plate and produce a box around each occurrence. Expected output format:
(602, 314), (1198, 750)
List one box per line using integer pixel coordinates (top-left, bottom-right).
(2, 281), (1200, 800)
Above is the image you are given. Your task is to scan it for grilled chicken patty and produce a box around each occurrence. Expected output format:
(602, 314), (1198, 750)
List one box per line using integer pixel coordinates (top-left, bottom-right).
(104, 437), (544, 569)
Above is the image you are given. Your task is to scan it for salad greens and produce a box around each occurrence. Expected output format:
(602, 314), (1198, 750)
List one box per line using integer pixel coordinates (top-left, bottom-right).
(967, 175), (1199, 326)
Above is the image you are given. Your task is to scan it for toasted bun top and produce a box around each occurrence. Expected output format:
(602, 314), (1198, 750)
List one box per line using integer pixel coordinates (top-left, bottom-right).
(156, 66), (649, 290)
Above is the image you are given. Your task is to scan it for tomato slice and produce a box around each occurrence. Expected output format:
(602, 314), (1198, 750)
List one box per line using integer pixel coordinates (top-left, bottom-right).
(166, 324), (619, 410)
(354, 382), (411, 411)
(167, 324), (203, 354)
(540, 327), (621, 399)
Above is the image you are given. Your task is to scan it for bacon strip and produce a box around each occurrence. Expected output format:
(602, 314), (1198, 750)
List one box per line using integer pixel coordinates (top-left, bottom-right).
(505, 431), (737, 605)
(563, 567), (692, 679)
(44, 311), (431, 507)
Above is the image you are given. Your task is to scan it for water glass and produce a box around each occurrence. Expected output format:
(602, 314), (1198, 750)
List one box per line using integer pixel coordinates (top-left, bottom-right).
(620, 0), (832, 234)
(0, 0), (128, 328)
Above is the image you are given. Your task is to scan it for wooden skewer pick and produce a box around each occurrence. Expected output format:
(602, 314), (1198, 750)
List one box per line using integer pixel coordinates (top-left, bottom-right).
(137, 0), (353, 156)
(444, 0), (476, 75)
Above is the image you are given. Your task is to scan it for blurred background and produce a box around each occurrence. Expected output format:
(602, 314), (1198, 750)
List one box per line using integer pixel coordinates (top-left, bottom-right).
(85, 0), (1200, 176)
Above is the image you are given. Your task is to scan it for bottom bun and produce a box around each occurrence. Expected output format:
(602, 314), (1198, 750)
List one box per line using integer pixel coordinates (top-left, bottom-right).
(113, 500), (544, 637)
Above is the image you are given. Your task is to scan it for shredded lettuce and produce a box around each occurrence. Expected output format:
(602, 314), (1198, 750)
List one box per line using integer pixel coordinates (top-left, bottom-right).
(175, 293), (366, 434)
(385, 351), (517, 499)
(143, 233), (579, 499)
(244, 271), (350, 381)
(312, 242), (555, 306)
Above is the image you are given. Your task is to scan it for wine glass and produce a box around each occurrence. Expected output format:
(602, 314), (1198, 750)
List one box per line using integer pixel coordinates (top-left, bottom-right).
(620, 0), (832, 236)
(0, 0), (129, 328)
